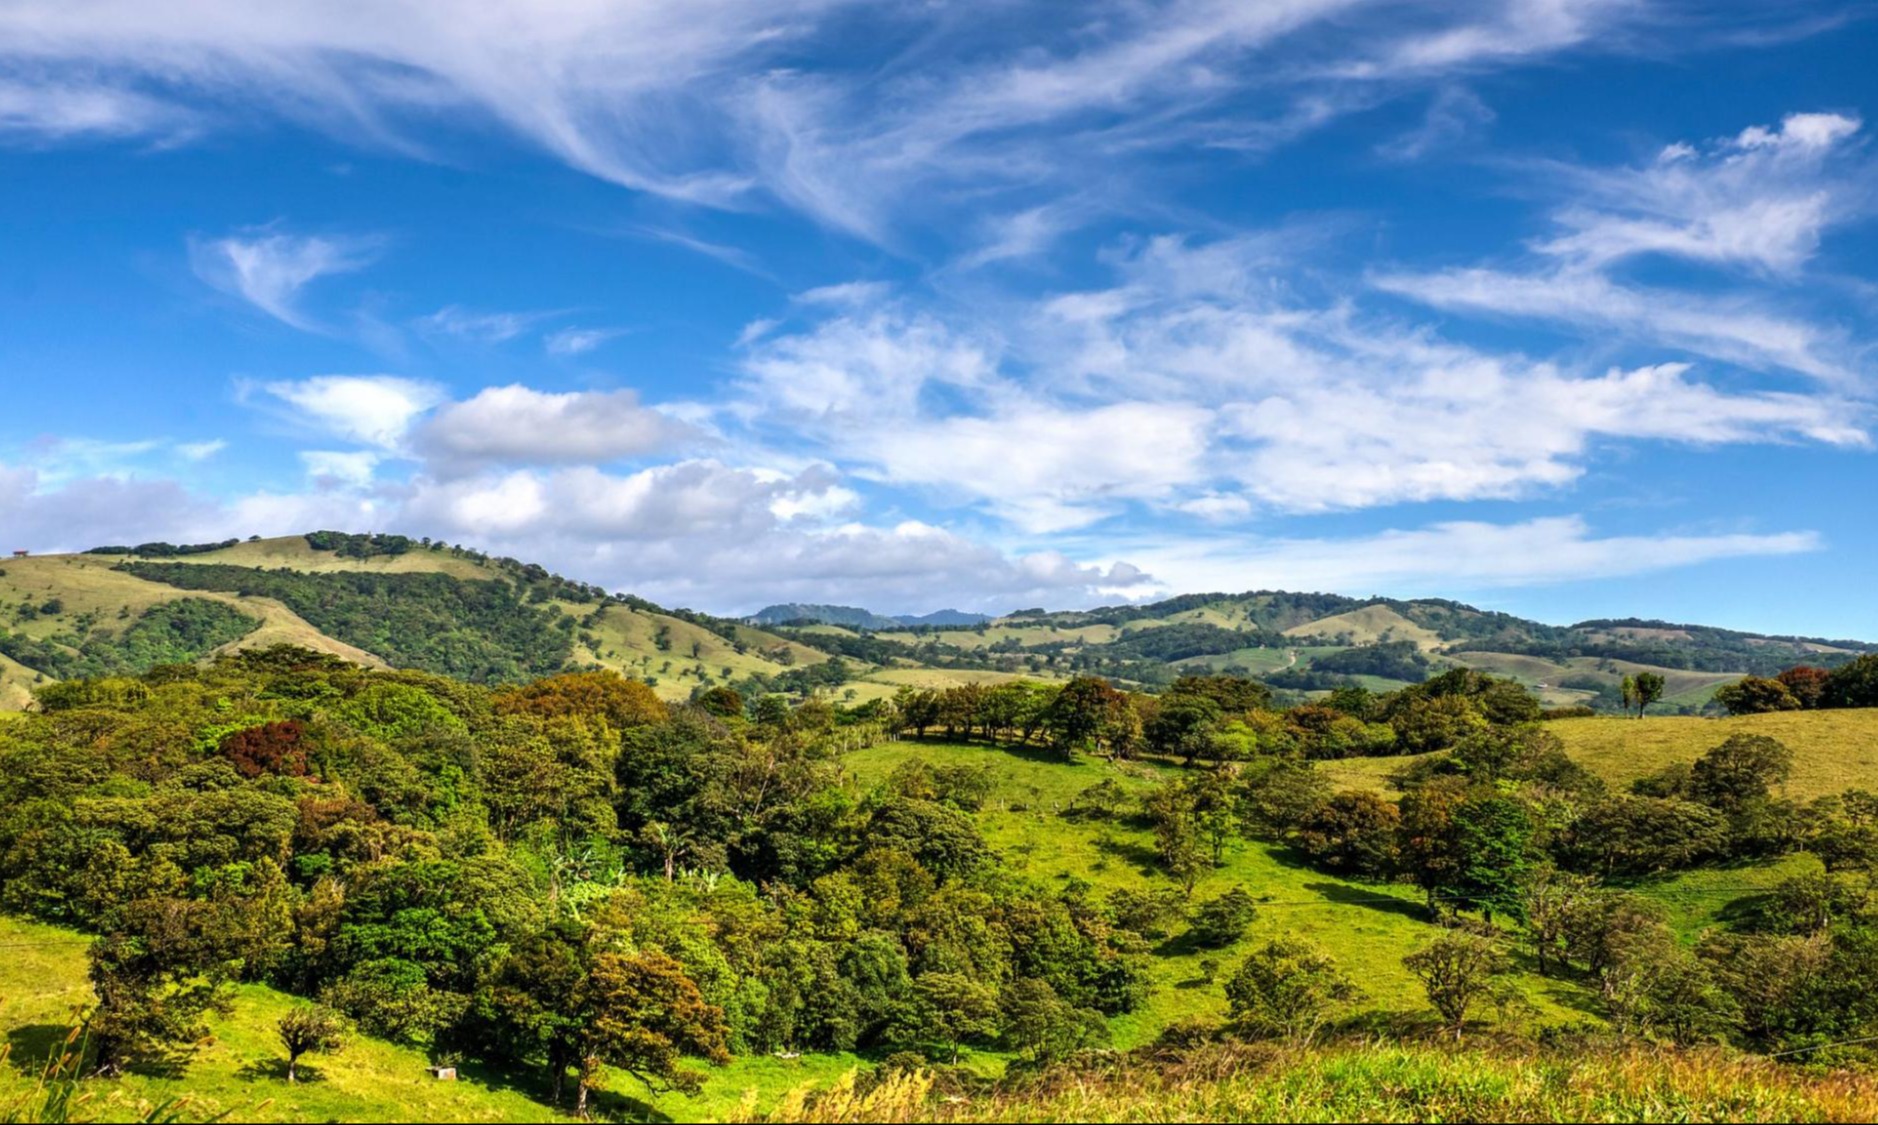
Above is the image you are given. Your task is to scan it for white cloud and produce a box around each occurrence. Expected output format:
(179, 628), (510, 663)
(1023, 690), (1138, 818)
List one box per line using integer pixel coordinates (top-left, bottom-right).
(1535, 111), (1865, 273)
(736, 235), (1867, 527)
(1371, 265), (1851, 381)
(544, 326), (625, 356)
(190, 230), (378, 329)
(1124, 515), (1821, 596)
(0, 0), (1673, 243)
(261, 374), (445, 449)
(176, 439), (227, 461)
(414, 384), (694, 474)
(418, 305), (551, 344)
(1375, 85), (1493, 161)
(300, 450), (380, 486)
(0, 78), (195, 140)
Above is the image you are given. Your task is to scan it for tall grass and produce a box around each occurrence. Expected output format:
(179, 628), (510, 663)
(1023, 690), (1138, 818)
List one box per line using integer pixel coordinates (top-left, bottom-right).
(742, 1042), (1878, 1124)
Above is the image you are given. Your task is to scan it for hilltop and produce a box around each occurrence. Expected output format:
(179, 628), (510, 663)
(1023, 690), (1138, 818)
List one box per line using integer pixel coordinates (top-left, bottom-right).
(2, 531), (1871, 713)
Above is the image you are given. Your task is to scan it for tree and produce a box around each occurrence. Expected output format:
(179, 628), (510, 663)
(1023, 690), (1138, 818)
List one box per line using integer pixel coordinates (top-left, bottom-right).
(1714, 676), (1801, 716)
(1296, 791), (1400, 878)
(1224, 939), (1359, 1043)
(1520, 866), (1600, 976)
(1631, 672), (1666, 718)
(1144, 785), (1208, 894)
(915, 972), (1000, 1063)
(1000, 979), (1108, 1063)
(575, 950), (730, 1115)
(1688, 734), (1793, 812)
(1402, 931), (1512, 1039)
(277, 1005), (345, 1083)
(1777, 665), (1832, 709)
(86, 897), (235, 1075)
(1187, 888), (1258, 949)
(1042, 677), (1120, 758)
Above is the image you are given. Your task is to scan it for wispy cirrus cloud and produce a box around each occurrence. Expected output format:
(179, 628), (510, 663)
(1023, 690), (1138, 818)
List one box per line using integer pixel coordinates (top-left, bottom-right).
(189, 229), (379, 330)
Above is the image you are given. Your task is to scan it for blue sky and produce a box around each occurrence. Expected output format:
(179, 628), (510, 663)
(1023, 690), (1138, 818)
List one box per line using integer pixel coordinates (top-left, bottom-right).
(1, 1), (1874, 634)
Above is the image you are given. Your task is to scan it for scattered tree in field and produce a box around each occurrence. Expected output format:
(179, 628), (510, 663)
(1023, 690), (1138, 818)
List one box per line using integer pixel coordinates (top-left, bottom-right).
(1824, 654), (1878, 709)
(277, 1005), (345, 1083)
(1402, 932), (1513, 1039)
(1187, 887), (1258, 949)
(1631, 672), (1666, 717)
(1225, 939), (1359, 1043)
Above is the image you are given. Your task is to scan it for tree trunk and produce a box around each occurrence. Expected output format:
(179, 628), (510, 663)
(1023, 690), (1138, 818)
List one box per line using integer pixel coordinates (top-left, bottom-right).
(287, 1053), (298, 1083)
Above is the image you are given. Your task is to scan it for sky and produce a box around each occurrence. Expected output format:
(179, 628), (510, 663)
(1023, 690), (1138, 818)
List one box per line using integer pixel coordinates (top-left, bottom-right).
(0, 1), (1874, 634)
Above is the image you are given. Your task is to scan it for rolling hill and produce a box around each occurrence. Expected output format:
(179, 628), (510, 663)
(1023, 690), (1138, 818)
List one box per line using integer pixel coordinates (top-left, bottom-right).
(2, 532), (1872, 714)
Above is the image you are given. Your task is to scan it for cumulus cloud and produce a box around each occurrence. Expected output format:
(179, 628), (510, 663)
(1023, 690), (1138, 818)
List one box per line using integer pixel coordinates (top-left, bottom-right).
(190, 230), (378, 329)
(414, 384), (697, 475)
(260, 375), (445, 449)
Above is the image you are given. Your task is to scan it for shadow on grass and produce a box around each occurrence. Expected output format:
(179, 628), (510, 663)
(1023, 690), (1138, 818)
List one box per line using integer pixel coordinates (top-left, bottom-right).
(236, 1056), (330, 1084)
(1092, 834), (1162, 875)
(1301, 882), (1429, 921)
(4, 1025), (71, 1077)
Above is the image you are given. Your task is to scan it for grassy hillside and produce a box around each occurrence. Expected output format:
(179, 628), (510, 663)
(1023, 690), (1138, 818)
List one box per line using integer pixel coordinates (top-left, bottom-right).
(1318, 709), (1878, 802)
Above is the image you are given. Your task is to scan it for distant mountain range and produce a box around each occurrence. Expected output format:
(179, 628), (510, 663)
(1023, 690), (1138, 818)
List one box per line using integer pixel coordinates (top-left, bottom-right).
(746, 603), (993, 629)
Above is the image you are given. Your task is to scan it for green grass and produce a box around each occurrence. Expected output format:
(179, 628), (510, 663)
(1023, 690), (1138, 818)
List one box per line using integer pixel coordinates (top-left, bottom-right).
(845, 741), (1603, 1044)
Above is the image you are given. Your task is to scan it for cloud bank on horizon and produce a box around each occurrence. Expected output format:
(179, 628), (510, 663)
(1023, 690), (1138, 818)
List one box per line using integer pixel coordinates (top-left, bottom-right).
(0, 0), (1873, 632)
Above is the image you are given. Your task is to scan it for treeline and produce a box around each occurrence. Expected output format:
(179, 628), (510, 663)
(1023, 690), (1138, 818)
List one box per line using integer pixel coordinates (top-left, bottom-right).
(1715, 655), (1878, 714)
(1456, 619), (1876, 677)
(0, 651), (1146, 1109)
(890, 668), (1540, 762)
(82, 538), (244, 557)
(120, 562), (573, 682)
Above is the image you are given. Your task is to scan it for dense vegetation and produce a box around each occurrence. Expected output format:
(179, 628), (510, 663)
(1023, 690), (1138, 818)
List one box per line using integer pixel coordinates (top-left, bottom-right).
(0, 598), (258, 680)
(120, 563), (574, 682)
(4, 648), (1878, 1122)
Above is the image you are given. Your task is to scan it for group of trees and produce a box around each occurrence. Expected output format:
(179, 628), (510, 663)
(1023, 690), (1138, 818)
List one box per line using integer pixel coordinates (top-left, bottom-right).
(891, 669), (1539, 764)
(1715, 655), (1878, 715)
(0, 650), (1158, 1105)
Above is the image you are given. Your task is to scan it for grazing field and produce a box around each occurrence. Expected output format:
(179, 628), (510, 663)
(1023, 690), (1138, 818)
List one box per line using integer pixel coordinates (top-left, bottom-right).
(1283, 606), (1445, 650)
(1318, 710), (1878, 802)
(840, 739), (1774, 1045)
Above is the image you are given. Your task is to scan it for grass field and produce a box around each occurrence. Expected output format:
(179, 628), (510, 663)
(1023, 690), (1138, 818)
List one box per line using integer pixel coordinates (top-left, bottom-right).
(1317, 710), (1878, 803)
(845, 740), (1613, 1044)
(1283, 606), (1445, 651)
